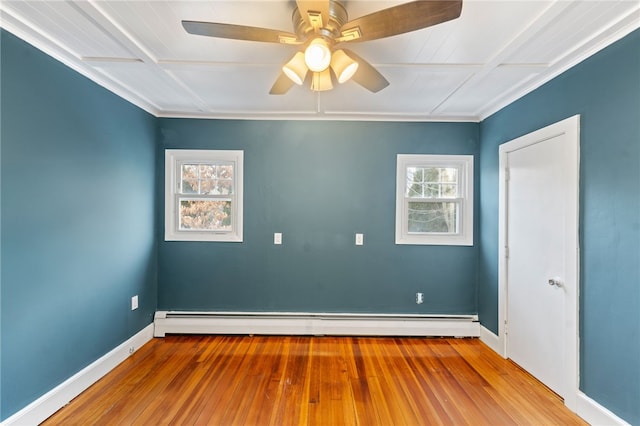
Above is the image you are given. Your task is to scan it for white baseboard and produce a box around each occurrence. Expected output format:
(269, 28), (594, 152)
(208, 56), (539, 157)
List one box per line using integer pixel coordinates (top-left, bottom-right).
(576, 392), (631, 426)
(1, 324), (154, 426)
(479, 325), (505, 357)
(154, 311), (481, 338)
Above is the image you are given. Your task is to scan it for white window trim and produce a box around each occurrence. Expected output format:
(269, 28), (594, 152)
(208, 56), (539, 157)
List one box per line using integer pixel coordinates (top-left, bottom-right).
(165, 149), (243, 242)
(395, 154), (473, 246)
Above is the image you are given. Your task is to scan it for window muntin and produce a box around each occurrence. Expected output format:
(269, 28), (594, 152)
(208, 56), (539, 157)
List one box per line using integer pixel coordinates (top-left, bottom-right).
(180, 163), (234, 195)
(165, 150), (243, 242)
(396, 155), (473, 245)
(406, 167), (458, 198)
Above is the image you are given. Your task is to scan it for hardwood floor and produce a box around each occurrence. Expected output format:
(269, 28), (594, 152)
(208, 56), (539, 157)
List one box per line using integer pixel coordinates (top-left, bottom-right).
(43, 335), (587, 425)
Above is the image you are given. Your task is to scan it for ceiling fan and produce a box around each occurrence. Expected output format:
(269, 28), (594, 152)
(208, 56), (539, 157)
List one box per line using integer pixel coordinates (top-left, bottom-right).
(182, 0), (463, 94)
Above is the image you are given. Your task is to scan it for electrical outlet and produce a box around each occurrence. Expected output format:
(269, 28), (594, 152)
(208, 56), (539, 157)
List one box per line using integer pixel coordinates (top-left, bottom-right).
(274, 232), (282, 245)
(416, 292), (424, 304)
(131, 295), (138, 311)
(355, 233), (364, 246)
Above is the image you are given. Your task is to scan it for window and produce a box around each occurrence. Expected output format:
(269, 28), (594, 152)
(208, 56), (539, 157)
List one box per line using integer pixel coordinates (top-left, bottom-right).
(165, 149), (243, 242)
(396, 154), (473, 245)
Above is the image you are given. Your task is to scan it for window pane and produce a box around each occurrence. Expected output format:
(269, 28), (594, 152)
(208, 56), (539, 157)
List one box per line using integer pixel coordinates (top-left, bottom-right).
(425, 184), (440, 197)
(181, 179), (198, 194)
(179, 199), (232, 231)
(439, 168), (458, 183)
(182, 164), (198, 180)
(408, 201), (458, 233)
(406, 167), (459, 198)
(407, 183), (423, 197)
(406, 168), (423, 195)
(217, 165), (234, 180)
(199, 164), (215, 179)
(199, 179), (216, 194)
(217, 179), (233, 195)
(440, 183), (458, 197)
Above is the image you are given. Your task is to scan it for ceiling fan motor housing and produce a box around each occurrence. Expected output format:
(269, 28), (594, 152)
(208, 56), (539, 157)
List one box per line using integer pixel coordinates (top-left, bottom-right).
(292, 0), (348, 45)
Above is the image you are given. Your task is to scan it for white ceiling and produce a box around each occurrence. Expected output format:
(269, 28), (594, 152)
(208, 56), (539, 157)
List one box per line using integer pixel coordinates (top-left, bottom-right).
(1, 1), (638, 122)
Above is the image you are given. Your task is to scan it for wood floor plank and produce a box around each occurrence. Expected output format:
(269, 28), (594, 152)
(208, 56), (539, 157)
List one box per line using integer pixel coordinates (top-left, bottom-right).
(378, 338), (435, 425)
(42, 335), (587, 426)
(394, 339), (457, 425)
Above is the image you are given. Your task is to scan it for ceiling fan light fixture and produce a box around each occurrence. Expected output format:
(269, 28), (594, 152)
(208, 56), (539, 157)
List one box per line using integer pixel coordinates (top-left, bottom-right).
(282, 51), (308, 85)
(183, 0), (464, 95)
(331, 49), (359, 84)
(311, 69), (333, 91)
(304, 38), (331, 72)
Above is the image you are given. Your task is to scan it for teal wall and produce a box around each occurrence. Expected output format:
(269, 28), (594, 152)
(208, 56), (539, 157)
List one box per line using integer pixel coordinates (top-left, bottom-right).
(157, 119), (479, 313)
(478, 29), (640, 424)
(0, 31), (158, 419)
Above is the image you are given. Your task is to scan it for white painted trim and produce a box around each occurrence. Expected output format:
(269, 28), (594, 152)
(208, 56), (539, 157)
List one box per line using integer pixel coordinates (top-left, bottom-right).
(154, 311), (480, 338)
(498, 115), (580, 412)
(395, 154), (474, 246)
(1, 324), (154, 426)
(164, 149), (244, 242)
(479, 325), (504, 358)
(497, 150), (509, 358)
(576, 392), (631, 426)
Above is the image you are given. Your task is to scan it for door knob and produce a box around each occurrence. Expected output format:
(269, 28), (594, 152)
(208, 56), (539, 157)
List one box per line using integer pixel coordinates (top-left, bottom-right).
(548, 277), (563, 287)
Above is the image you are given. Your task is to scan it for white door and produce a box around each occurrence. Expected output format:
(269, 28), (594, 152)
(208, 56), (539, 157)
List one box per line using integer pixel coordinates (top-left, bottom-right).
(499, 116), (579, 409)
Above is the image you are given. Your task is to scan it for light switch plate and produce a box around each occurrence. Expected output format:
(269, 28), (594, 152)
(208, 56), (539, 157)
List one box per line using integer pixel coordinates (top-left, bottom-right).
(355, 233), (364, 246)
(131, 295), (139, 311)
(274, 233), (282, 245)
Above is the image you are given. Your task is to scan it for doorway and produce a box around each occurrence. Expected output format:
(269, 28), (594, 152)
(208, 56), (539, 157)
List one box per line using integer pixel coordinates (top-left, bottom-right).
(498, 115), (580, 410)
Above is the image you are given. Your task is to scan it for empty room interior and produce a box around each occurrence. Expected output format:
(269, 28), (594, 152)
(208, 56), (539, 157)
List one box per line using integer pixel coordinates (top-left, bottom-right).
(1, 1), (639, 425)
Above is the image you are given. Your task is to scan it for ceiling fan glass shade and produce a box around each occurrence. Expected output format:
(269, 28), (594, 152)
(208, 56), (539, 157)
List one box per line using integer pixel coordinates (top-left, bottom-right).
(282, 52), (308, 85)
(331, 50), (359, 84)
(304, 38), (331, 72)
(311, 69), (333, 91)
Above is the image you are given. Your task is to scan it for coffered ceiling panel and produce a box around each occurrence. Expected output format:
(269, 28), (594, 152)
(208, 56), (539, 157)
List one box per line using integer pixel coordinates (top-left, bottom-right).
(507, 0), (638, 64)
(1, 0), (638, 121)
(4, 0), (138, 59)
(92, 62), (196, 112)
(168, 65), (320, 115)
(320, 66), (476, 117)
(98, 0), (297, 63)
(439, 65), (544, 115)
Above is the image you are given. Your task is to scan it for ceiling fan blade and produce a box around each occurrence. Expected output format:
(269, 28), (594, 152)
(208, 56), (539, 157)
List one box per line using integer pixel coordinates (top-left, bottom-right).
(182, 21), (301, 44)
(339, 0), (462, 43)
(269, 72), (297, 95)
(343, 49), (389, 93)
(295, 0), (331, 29)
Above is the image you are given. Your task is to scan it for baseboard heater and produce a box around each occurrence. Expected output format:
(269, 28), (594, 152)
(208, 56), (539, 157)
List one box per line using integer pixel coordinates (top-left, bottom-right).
(154, 311), (480, 338)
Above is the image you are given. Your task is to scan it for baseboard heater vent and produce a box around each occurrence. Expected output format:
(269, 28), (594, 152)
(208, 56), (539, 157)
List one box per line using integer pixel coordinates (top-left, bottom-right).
(154, 311), (480, 338)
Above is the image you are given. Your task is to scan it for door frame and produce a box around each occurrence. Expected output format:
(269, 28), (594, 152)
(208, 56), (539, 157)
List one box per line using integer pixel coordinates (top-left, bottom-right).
(497, 115), (580, 411)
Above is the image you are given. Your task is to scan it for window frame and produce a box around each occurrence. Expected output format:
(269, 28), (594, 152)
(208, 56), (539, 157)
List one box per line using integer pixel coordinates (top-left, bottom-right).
(165, 149), (243, 242)
(395, 154), (473, 246)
